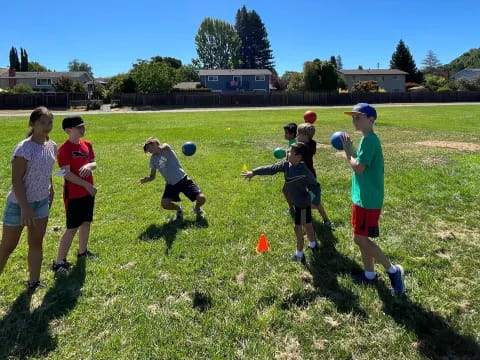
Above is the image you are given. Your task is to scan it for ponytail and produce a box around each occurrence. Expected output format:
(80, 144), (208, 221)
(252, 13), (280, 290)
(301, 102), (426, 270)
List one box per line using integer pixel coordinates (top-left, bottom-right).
(27, 106), (53, 138)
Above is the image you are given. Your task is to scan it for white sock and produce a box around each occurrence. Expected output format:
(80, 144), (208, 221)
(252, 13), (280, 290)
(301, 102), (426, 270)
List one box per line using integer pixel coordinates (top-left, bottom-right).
(296, 250), (304, 258)
(364, 271), (376, 280)
(387, 265), (397, 274)
(309, 241), (317, 248)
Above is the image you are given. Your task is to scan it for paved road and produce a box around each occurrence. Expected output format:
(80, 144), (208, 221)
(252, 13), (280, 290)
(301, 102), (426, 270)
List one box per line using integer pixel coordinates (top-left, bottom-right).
(1, 102), (479, 117)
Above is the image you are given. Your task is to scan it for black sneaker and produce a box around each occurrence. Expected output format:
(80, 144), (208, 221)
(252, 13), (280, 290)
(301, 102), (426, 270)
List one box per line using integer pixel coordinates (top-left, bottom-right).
(26, 281), (47, 291)
(52, 260), (71, 273)
(323, 219), (334, 230)
(175, 207), (183, 221)
(78, 249), (96, 259)
(352, 272), (378, 285)
(388, 265), (405, 296)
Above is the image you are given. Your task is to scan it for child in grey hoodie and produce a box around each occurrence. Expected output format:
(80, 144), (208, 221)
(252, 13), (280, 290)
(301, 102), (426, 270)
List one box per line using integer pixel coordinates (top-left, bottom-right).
(242, 142), (320, 262)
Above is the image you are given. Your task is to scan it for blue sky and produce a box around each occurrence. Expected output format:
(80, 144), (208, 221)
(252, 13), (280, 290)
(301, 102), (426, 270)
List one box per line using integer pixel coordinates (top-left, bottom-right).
(1, 0), (479, 77)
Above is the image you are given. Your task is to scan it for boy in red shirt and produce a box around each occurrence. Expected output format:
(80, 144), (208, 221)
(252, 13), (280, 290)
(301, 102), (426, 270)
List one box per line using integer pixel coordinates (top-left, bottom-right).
(52, 116), (97, 273)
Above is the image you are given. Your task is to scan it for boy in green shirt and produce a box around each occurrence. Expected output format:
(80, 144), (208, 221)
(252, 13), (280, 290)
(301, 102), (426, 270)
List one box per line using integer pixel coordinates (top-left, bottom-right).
(342, 103), (405, 295)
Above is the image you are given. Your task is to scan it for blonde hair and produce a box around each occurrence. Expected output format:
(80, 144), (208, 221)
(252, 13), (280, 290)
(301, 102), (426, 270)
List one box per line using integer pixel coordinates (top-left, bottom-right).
(297, 123), (315, 139)
(143, 137), (161, 152)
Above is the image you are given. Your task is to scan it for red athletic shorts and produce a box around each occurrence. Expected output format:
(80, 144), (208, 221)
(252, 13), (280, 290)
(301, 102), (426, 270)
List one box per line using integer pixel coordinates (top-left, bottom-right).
(351, 204), (381, 237)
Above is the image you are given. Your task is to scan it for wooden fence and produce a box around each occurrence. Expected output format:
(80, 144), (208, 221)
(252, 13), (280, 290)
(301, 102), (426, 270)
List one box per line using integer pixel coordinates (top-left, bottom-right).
(1, 91), (479, 110)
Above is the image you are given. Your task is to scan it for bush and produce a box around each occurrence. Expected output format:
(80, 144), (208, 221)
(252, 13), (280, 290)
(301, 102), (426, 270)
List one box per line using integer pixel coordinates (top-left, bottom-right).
(352, 80), (379, 93)
(456, 78), (480, 91)
(437, 87), (453, 92)
(9, 84), (34, 94)
(172, 88), (211, 93)
(86, 101), (101, 110)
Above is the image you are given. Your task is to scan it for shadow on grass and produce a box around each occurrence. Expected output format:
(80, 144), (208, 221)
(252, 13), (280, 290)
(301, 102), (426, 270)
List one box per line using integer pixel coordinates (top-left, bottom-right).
(375, 282), (480, 359)
(281, 219), (367, 317)
(0, 257), (86, 359)
(138, 217), (209, 254)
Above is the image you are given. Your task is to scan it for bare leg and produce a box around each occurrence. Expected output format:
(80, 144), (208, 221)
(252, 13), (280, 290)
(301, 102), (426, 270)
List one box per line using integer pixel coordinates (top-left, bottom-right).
(57, 227), (79, 262)
(316, 203), (330, 222)
(304, 223), (315, 244)
(294, 225), (304, 252)
(353, 234), (391, 272)
(78, 222), (91, 254)
(0, 225), (23, 275)
(161, 198), (181, 211)
(27, 217), (48, 283)
(194, 193), (206, 210)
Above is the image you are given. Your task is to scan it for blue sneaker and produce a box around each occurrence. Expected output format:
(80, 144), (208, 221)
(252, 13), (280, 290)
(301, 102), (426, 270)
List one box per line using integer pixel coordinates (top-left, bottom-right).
(388, 265), (405, 295)
(352, 272), (378, 285)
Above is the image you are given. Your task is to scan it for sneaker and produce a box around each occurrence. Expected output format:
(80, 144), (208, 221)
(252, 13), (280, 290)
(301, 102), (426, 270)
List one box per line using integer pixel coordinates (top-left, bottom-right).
(308, 243), (319, 252)
(323, 219), (333, 230)
(192, 206), (206, 218)
(78, 249), (96, 259)
(51, 260), (71, 273)
(26, 281), (47, 291)
(175, 207), (183, 221)
(388, 265), (405, 295)
(290, 254), (306, 263)
(352, 272), (378, 285)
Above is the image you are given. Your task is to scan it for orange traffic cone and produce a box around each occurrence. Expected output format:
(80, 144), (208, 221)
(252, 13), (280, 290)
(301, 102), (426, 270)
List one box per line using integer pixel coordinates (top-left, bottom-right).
(256, 233), (270, 252)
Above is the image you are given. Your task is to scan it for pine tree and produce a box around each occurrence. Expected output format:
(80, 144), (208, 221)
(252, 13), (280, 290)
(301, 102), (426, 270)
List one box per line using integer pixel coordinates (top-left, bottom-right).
(390, 40), (421, 82)
(20, 48), (29, 71)
(234, 6), (275, 70)
(9, 46), (20, 71)
(329, 56), (337, 69)
(335, 55), (343, 70)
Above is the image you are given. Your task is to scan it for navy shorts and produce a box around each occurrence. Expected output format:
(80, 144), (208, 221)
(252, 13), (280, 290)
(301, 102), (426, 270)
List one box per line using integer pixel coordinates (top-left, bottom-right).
(294, 206), (312, 225)
(66, 195), (95, 229)
(162, 176), (201, 202)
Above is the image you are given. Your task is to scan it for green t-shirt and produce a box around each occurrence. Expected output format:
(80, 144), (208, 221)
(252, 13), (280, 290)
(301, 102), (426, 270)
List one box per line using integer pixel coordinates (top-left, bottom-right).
(286, 138), (297, 151)
(351, 132), (384, 209)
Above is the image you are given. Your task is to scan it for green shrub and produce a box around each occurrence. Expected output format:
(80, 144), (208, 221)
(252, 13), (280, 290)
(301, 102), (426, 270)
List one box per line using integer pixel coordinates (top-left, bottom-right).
(172, 88), (211, 93)
(437, 87), (453, 92)
(10, 84), (34, 94)
(86, 101), (101, 110)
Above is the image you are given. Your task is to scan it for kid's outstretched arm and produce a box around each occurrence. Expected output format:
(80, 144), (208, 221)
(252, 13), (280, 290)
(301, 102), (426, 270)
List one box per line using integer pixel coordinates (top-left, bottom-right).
(139, 168), (156, 184)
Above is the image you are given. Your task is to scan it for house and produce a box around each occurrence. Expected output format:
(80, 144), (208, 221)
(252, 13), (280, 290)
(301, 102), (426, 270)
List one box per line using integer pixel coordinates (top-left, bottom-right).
(0, 69), (94, 92)
(451, 68), (480, 80)
(198, 69), (272, 92)
(339, 69), (408, 92)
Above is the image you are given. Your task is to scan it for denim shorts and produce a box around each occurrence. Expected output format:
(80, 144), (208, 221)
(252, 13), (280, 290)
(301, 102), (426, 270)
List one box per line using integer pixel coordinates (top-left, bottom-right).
(2, 198), (50, 226)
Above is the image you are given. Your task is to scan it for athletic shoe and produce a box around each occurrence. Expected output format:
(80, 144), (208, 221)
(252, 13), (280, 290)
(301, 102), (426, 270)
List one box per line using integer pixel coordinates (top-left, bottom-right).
(388, 265), (405, 295)
(26, 281), (47, 291)
(352, 272), (378, 285)
(175, 207), (183, 221)
(323, 219), (334, 230)
(192, 206), (206, 218)
(51, 260), (71, 273)
(308, 243), (319, 252)
(77, 249), (96, 259)
(290, 254), (306, 263)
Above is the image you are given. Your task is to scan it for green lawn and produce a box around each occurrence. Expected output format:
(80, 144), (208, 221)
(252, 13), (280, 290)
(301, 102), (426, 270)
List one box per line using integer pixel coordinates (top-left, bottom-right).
(0, 105), (479, 359)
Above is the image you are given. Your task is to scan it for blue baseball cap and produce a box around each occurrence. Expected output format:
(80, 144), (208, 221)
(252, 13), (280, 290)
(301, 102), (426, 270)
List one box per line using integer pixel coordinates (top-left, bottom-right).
(344, 103), (377, 119)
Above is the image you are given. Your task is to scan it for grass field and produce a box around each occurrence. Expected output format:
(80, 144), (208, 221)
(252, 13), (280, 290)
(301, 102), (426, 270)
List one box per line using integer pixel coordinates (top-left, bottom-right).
(0, 105), (479, 359)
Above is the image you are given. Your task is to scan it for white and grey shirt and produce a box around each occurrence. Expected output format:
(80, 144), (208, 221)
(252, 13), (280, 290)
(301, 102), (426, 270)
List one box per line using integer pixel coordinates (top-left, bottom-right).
(149, 146), (186, 185)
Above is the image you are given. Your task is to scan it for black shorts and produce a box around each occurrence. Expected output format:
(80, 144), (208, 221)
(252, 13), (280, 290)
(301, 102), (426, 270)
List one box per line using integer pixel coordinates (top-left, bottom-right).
(162, 176), (201, 202)
(66, 195), (95, 229)
(294, 206), (312, 225)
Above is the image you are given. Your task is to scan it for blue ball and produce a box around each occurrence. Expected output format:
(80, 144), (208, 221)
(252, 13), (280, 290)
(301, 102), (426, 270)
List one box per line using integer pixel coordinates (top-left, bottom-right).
(182, 142), (196, 156)
(330, 131), (345, 150)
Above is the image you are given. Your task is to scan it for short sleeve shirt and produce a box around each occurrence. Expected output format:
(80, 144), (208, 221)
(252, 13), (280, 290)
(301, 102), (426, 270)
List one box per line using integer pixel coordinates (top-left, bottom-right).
(150, 147), (186, 185)
(351, 133), (384, 209)
(6, 138), (57, 203)
(58, 139), (95, 199)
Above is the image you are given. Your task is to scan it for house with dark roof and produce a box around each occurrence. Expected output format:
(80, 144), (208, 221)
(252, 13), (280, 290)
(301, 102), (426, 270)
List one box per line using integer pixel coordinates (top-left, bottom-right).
(451, 68), (480, 80)
(198, 69), (272, 92)
(0, 69), (93, 92)
(339, 69), (408, 92)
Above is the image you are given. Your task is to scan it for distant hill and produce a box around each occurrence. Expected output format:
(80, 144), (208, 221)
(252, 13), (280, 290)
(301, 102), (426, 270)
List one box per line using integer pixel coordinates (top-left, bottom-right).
(444, 48), (480, 73)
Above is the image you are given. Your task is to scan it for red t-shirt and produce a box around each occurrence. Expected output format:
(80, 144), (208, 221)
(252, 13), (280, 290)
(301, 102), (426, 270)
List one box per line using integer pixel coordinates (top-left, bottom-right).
(57, 139), (95, 199)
